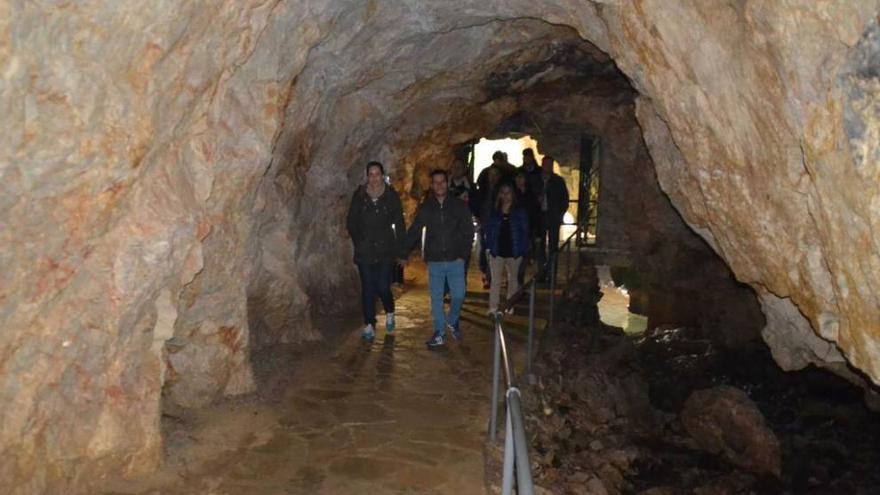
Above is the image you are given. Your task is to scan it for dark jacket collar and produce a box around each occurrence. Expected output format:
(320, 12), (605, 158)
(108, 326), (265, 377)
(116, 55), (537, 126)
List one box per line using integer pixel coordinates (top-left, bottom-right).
(427, 194), (450, 207)
(359, 184), (393, 201)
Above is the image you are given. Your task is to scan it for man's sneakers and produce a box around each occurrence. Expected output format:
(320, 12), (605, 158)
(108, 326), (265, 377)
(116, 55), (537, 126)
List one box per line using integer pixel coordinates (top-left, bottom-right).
(361, 324), (376, 342)
(385, 313), (396, 334)
(447, 321), (462, 341)
(427, 321), (461, 349)
(425, 332), (445, 348)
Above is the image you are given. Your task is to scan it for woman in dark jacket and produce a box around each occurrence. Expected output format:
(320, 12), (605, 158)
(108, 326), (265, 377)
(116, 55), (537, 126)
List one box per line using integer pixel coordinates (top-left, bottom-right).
(483, 182), (529, 315)
(345, 161), (406, 341)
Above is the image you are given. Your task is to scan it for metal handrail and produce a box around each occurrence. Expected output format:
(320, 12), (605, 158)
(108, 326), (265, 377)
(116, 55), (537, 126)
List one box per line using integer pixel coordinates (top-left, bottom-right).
(491, 314), (534, 495)
(488, 227), (581, 495)
(495, 227), (579, 314)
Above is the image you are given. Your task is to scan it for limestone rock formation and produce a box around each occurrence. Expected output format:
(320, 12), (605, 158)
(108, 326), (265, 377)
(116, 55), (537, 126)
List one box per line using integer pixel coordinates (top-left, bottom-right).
(2, 1), (878, 492)
(681, 386), (782, 477)
(626, 4), (880, 382)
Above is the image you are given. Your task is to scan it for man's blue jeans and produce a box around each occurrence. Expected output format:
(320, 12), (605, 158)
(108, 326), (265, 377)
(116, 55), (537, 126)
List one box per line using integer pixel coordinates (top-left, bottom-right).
(428, 259), (466, 335)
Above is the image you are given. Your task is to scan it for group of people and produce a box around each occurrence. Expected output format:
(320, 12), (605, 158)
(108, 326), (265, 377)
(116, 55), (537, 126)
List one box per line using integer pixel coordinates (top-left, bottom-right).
(461, 149), (570, 304)
(345, 150), (569, 348)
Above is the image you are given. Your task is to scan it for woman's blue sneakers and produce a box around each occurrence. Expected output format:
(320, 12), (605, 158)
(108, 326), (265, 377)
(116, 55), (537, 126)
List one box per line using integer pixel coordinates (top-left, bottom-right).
(385, 313), (395, 334)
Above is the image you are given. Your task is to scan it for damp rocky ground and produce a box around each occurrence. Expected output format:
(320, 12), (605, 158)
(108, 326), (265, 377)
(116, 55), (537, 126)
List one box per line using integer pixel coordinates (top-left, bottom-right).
(505, 277), (880, 495)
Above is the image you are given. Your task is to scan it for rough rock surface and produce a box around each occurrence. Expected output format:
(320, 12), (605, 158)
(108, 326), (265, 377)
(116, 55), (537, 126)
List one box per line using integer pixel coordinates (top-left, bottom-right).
(681, 386), (782, 477)
(2, 1), (879, 492)
(629, 4), (880, 381)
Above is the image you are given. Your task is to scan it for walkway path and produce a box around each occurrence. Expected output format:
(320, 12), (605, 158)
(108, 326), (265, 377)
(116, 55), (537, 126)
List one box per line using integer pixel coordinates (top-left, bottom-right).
(103, 261), (542, 495)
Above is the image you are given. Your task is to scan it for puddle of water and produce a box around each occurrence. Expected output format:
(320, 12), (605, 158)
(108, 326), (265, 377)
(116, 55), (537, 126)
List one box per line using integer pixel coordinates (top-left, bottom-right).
(596, 265), (647, 334)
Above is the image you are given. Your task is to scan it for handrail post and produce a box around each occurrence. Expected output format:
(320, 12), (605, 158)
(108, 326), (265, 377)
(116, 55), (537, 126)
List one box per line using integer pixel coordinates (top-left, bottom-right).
(508, 389), (535, 495)
(498, 321), (515, 387)
(489, 321), (501, 441)
(527, 281), (536, 375)
(549, 253), (557, 331)
(565, 238), (574, 288)
(501, 405), (515, 495)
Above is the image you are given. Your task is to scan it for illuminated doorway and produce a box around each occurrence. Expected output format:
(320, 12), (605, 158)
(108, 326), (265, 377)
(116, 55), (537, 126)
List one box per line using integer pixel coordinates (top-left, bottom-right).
(471, 135), (545, 178)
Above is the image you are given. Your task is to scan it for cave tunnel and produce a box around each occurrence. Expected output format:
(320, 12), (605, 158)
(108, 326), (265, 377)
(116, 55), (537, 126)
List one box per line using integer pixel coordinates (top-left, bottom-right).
(3, 2), (880, 494)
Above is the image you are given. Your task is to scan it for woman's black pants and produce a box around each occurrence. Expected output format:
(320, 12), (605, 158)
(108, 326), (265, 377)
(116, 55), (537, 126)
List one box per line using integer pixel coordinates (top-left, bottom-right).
(356, 261), (395, 325)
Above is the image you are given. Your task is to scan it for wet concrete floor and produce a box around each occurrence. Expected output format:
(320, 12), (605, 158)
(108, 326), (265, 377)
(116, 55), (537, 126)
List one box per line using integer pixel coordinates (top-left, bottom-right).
(102, 261), (545, 495)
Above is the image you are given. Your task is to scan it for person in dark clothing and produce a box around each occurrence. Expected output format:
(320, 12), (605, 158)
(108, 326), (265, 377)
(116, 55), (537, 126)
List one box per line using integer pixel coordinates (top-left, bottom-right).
(448, 157), (472, 199)
(345, 161), (406, 342)
(484, 183), (529, 315)
(519, 148), (543, 224)
(514, 171), (538, 284)
(475, 166), (502, 289)
(520, 148), (542, 182)
(446, 157), (474, 293)
(496, 151), (518, 178)
(535, 155), (570, 272)
(405, 169), (475, 348)
(476, 150), (517, 193)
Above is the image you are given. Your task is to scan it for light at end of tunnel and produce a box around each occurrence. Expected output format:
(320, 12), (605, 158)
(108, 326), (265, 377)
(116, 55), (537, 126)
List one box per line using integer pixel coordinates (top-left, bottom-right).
(473, 135), (544, 178)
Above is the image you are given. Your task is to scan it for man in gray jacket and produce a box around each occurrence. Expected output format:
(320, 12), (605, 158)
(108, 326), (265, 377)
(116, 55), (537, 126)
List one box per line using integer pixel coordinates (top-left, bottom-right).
(406, 169), (475, 347)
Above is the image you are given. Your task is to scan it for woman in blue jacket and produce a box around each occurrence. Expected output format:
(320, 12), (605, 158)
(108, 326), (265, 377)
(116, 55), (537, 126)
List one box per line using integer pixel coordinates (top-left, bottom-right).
(484, 182), (530, 315)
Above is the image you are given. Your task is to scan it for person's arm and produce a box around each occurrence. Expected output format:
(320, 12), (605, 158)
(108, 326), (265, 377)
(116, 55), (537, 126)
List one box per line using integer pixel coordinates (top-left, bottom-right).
(557, 177), (570, 220)
(389, 191), (407, 259)
(517, 209), (530, 247)
(476, 168), (489, 194)
(458, 200), (475, 260)
(345, 191), (361, 243)
(405, 203), (426, 255)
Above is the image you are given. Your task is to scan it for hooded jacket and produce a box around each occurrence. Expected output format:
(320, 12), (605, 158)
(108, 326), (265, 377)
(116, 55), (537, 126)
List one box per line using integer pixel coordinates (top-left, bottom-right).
(346, 185), (406, 264)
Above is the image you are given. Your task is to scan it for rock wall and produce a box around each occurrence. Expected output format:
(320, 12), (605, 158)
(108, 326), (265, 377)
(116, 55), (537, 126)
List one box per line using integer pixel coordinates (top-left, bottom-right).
(612, 3), (880, 380)
(1, 1), (334, 491)
(2, 1), (878, 492)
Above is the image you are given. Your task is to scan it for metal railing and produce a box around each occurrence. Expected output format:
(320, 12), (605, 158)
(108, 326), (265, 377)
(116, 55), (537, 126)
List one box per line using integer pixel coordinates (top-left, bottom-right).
(487, 228), (581, 495)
